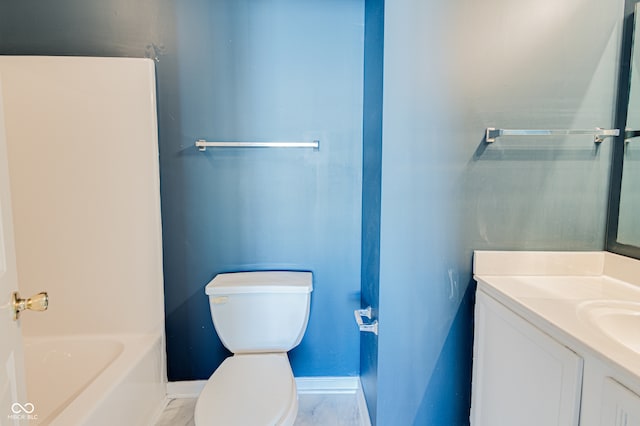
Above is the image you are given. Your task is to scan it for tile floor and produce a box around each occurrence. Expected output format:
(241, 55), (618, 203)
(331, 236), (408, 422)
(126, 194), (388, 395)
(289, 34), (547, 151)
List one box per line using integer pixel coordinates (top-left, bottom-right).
(155, 391), (368, 426)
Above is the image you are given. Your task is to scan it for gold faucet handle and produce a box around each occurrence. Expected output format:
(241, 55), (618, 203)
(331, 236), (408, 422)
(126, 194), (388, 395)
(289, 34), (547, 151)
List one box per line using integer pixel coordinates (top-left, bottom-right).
(11, 291), (49, 321)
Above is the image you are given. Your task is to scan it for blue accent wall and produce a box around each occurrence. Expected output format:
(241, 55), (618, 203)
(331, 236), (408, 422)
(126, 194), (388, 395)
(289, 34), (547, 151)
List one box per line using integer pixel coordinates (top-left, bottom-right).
(0, 0), (365, 380)
(361, 0), (384, 423)
(164, 0), (364, 380)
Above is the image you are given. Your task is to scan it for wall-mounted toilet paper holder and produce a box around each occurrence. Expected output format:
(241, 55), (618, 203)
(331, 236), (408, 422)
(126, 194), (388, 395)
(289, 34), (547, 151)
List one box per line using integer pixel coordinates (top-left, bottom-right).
(354, 306), (378, 335)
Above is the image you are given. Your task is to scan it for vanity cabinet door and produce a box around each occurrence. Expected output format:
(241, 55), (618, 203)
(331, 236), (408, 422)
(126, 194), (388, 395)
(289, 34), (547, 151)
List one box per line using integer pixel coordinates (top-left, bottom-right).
(600, 377), (640, 426)
(470, 290), (584, 426)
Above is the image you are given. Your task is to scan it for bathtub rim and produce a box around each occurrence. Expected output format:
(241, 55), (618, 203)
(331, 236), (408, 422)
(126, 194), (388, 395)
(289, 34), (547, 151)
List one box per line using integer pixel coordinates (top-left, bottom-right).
(23, 332), (167, 425)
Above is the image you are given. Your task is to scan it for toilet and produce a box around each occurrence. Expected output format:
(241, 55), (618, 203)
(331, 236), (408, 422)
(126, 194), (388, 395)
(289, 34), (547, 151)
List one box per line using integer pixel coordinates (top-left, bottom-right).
(194, 271), (313, 426)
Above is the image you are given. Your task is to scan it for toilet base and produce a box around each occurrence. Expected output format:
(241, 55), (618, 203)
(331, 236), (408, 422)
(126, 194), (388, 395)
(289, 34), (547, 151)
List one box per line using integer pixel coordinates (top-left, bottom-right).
(194, 353), (298, 425)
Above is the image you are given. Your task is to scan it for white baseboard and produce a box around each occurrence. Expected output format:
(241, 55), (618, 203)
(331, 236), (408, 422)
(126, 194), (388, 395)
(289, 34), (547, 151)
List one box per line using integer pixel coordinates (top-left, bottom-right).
(167, 376), (362, 398)
(167, 375), (371, 426)
(295, 376), (360, 394)
(167, 380), (207, 398)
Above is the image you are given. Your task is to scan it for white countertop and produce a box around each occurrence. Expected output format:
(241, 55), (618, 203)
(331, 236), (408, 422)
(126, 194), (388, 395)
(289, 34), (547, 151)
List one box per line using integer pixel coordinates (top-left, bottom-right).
(474, 251), (640, 383)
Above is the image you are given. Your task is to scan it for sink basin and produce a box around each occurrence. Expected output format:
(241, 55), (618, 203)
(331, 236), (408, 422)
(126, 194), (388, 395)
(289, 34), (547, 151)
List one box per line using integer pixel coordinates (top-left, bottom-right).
(579, 301), (640, 353)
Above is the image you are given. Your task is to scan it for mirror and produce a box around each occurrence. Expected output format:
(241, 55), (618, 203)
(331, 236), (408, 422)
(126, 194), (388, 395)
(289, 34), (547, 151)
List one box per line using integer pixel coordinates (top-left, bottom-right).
(610, 1), (640, 257)
(617, 3), (640, 247)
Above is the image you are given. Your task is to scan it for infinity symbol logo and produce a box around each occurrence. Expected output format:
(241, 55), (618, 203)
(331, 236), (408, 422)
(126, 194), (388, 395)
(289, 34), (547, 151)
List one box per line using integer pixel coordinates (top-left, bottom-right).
(11, 402), (35, 414)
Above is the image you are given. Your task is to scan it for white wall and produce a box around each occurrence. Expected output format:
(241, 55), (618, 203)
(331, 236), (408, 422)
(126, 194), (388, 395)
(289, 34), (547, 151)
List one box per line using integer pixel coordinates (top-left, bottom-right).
(0, 56), (164, 336)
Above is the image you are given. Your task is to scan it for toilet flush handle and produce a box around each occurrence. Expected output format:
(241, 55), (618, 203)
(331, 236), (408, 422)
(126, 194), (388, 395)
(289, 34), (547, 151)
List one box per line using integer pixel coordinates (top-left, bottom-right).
(354, 306), (378, 335)
(210, 296), (228, 305)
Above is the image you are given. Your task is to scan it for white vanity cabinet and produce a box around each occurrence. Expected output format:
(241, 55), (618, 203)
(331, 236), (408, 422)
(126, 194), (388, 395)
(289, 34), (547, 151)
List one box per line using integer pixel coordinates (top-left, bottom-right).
(471, 290), (583, 426)
(580, 360), (640, 426)
(472, 251), (640, 426)
(600, 378), (640, 426)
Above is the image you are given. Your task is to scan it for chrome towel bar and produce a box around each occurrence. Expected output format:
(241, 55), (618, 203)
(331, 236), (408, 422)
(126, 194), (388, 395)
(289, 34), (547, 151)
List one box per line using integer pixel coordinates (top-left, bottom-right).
(485, 128), (619, 143)
(195, 139), (320, 151)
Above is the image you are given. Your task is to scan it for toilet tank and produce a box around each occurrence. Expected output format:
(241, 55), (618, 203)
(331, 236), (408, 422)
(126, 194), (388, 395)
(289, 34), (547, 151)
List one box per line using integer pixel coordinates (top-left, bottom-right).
(205, 271), (313, 354)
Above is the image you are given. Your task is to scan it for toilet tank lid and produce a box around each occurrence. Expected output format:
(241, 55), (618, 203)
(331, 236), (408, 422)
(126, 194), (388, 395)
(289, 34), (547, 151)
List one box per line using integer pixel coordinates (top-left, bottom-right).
(205, 271), (313, 295)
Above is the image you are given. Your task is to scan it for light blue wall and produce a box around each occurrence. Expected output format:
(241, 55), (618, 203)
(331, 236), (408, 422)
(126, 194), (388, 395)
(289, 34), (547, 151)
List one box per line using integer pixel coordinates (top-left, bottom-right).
(375, 0), (622, 424)
(0, 0), (365, 380)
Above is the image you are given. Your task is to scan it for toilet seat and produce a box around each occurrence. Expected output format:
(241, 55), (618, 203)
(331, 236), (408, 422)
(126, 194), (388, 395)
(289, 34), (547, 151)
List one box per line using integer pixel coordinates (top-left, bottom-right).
(194, 353), (298, 426)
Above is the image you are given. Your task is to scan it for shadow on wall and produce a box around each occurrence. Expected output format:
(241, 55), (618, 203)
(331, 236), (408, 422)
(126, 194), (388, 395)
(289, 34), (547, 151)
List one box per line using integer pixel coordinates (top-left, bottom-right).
(411, 280), (476, 426)
(165, 287), (230, 380)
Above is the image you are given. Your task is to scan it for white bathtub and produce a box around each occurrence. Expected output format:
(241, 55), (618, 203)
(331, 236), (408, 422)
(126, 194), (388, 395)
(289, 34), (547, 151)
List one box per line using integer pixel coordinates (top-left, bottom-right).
(23, 334), (167, 426)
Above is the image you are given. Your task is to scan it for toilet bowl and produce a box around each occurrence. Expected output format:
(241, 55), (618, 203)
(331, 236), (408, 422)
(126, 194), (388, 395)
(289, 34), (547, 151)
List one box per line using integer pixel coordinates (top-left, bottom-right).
(194, 271), (313, 426)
